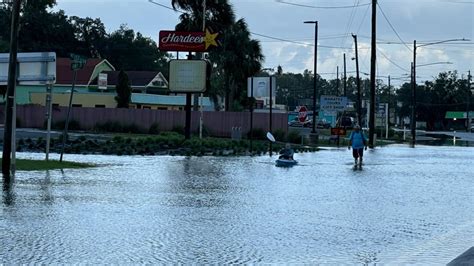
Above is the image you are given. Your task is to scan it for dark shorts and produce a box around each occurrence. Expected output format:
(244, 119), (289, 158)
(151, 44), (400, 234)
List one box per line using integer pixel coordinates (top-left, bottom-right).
(352, 148), (364, 158)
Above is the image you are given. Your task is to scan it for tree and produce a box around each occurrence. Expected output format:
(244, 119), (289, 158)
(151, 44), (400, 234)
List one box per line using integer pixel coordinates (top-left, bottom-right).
(115, 70), (131, 108)
(171, 0), (263, 111)
(69, 16), (107, 58)
(102, 25), (169, 74)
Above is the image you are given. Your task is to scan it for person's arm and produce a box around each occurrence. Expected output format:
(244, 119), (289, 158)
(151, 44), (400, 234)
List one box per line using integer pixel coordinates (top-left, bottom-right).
(348, 132), (352, 149)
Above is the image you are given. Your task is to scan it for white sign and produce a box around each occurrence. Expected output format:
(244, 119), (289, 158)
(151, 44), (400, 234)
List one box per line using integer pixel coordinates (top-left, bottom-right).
(247, 77), (276, 98)
(0, 52), (56, 85)
(98, 73), (108, 90)
(320, 95), (348, 112)
(169, 60), (207, 92)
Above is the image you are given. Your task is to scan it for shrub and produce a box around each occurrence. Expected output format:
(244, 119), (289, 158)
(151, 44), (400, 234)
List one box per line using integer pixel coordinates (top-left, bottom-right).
(149, 123), (160, 134)
(247, 128), (266, 140)
(53, 119), (81, 131)
(171, 125), (185, 135)
(287, 130), (301, 144)
(273, 129), (286, 142)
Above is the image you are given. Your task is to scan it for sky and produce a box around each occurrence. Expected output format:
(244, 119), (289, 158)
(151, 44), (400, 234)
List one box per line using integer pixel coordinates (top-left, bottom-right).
(55, 0), (474, 86)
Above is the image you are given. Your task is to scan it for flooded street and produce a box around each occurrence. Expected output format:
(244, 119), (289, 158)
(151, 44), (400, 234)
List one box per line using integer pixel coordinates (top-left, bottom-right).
(1, 145), (473, 264)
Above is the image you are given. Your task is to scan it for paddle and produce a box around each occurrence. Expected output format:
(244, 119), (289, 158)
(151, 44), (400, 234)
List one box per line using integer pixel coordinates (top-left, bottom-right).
(266, 132), (276, 142)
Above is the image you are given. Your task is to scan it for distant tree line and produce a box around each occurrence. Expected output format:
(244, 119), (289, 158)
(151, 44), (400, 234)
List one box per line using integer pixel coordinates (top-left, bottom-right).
(0, 0), (170, 74)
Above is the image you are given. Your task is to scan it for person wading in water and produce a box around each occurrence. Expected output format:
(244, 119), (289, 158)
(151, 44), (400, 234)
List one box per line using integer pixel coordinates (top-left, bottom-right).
(348, 125), (368, 168)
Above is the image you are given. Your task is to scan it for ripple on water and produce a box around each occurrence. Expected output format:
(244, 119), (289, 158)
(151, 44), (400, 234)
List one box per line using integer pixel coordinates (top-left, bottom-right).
(1, 148), (474, 264)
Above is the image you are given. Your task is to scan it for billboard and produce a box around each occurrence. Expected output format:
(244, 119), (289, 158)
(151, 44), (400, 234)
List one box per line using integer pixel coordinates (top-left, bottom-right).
(320, 95), (348, 113)
(247, 77), (276, 98)
(169, 60), (207, 93)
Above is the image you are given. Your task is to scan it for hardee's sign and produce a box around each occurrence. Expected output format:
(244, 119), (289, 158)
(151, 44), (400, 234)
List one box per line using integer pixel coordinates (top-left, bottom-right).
(159, 30), (218, 52)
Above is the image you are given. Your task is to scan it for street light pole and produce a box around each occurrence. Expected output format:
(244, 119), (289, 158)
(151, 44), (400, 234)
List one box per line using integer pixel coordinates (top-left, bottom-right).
(352, 34), (362, 127)
(304, 21), (318, 134)
(411, 38), (468, 147)
(468, 70), (472, 132)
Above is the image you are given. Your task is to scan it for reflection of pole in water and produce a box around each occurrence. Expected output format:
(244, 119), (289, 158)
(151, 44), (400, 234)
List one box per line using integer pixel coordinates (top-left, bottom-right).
(40, 170), (54, 203)
(3, 180), (15, 206)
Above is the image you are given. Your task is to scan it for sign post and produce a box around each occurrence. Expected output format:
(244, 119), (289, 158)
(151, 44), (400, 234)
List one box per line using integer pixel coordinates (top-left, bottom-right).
(60, 54), (86, 162)
(1, 52), (56, 169)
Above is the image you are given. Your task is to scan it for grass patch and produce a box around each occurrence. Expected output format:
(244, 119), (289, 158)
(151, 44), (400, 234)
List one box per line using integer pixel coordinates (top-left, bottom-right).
(1, 159), (95, 171)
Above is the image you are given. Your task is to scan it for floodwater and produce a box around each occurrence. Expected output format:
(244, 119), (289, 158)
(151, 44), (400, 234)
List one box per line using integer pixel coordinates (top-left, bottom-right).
(1, 145), (473, 264)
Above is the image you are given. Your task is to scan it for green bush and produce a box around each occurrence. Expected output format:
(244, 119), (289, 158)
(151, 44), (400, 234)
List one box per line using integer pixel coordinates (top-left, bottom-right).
(287, 130), (301, 144)
(247, 128), (266, 140)
(53, 119), (81, 131)
(171, 125), (185, 135)
(149, 123), (160, 134)
(273, 129), (286, 142)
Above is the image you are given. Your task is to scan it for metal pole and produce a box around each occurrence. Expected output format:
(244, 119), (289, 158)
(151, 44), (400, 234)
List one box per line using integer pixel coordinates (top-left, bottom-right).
(352, 34), (362, 127)
(411, 41), (417, 148)
(59, 70), (77, 162)
(269, 75), (273, 156)
(250, 77), (254, 153)
(467, 70), (471, 132)
(45, 84), (53, 161)
(312, 21), (318, 134)
(369, 0), (377, 148)
(343, 53), (347, 97)
(2, 0), (21, 178)
(199, 0), (206, 139)
(336, 66), (339, 96)
(388, 75), (391, 126)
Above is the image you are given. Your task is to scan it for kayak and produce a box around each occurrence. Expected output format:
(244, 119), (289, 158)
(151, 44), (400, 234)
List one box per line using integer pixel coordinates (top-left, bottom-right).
(275, 158), (298, 167)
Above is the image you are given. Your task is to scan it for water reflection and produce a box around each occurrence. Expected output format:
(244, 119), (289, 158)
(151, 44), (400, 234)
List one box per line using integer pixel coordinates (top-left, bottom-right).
(2, 179), (15, 206)
(1, 147), (473, 264)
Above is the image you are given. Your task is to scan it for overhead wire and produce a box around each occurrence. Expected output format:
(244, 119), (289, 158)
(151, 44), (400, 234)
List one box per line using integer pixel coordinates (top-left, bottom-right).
(274, 0), (371, 9)
(377, 2), (412, 52)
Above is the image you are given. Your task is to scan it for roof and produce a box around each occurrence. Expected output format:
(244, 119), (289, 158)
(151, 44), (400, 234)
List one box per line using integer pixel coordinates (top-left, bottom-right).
(131, 93), (212, 106)
(101, 71), (160, 87)
(445, 111), (474, 119)
(56, 58), (102, 85)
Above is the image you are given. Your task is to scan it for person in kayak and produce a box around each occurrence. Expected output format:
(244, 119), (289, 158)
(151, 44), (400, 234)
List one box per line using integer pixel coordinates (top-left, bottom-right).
(279, 143), (294, 160)
(348, 125), (368, 167)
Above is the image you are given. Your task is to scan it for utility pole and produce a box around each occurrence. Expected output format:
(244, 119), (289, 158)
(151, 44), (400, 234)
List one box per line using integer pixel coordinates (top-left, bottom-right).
(387, 75), (391, 126)
(352, 34), (362, 127)
(304, 20), (318, 134)
(369, 0), (377, 148)
(467, 70), (472, 132)
(411, 41), (417, 148)
(199, 0), (206, 139)
(336, 66), (340, 96)
(343, 53), (347, 97)
(2, 0), (21, 178)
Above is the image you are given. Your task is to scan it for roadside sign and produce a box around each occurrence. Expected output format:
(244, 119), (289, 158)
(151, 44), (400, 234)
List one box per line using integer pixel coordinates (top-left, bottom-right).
(298, 106), (308, 122)
(98, 73), (108, 90)
(247, 76), (276, 98)
(70, 53), (87, 70)
(159, 30), (219, 52)
(331, 127), (347, 136)
(0, 52), (56, 85)
(320, 96), (348, 112)
(169, 60), (207, 92)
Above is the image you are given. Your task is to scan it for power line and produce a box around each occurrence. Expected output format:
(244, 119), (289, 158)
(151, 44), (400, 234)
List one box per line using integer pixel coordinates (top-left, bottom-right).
(250, 32), (354, 49)
(377, 2), (412, 52)
(377, 47), (410, 72)
(275, 0), (371, 9)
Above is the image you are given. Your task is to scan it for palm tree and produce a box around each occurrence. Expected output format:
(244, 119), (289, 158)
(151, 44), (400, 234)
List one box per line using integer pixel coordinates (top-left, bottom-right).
(170, 1), (263, 111)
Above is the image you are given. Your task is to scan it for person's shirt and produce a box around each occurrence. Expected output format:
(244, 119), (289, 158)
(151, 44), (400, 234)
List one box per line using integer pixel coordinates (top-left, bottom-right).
(349, 131), (366, 149)
(280, 148), (294, 157)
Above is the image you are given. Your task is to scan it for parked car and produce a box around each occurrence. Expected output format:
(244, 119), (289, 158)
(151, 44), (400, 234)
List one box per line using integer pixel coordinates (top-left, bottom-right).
(288, 117), (311, 127)
(316, 120), (331, 129)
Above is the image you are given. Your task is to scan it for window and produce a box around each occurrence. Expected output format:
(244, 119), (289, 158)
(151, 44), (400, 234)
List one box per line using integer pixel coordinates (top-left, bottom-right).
(143, 106), (151, 109)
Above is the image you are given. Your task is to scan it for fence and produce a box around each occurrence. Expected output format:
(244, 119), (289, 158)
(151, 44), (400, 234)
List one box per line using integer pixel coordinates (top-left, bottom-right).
(3, 105), (288, 138)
